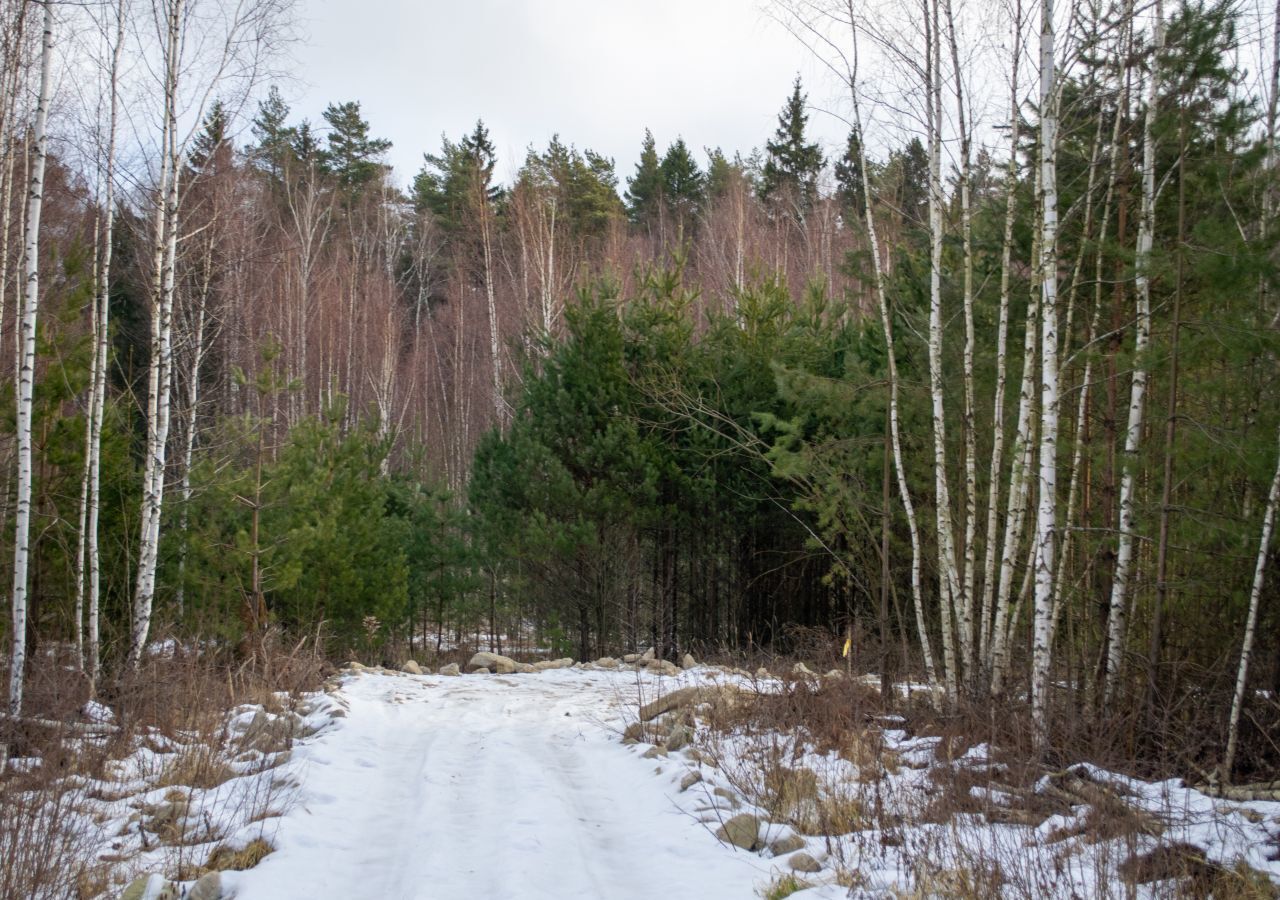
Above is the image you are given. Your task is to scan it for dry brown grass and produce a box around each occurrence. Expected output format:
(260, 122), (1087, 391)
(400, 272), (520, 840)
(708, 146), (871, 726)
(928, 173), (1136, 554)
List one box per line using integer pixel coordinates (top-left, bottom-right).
(156, 746), (237, 790)
(1120, 844), (1280, 899)
(1, 632), (325, 899)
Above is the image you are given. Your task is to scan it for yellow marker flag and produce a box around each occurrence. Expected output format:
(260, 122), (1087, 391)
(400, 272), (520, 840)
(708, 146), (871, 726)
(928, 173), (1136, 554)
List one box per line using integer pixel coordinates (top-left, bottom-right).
(842, 637), (852, 658)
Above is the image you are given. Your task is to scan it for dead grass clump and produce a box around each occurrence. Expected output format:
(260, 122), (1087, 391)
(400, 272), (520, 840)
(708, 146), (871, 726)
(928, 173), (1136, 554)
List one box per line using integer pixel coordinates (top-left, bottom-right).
(762, 872), (811, 900)
(705, 676), (886, 755)
(788, 789), (866, 836)
(157, 746), (236, 790)
(105, 629), (325, 747)
(839, 730), (900, 778)
(204, 837), (274, 872)
(1118, 843), (1278, 899)
(0, 776), (92, 900)
(763, 764), (819, 812)
(909, 861), (1005, 899)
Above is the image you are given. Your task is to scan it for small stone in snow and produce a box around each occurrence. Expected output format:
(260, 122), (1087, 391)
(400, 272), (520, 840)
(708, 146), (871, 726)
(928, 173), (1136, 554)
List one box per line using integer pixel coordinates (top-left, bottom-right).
(788, 851), (823, 873)
(769, 833), (806, 856)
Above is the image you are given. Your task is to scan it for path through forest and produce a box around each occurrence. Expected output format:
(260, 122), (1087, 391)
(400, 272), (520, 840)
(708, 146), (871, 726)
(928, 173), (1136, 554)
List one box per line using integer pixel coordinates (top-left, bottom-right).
(229, 668), (770, 900)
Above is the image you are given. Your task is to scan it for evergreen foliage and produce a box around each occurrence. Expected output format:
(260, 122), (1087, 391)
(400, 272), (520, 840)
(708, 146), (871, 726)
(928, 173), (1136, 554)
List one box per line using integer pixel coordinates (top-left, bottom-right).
(760, 77), (824, 214)
(625, 129), (663, 226)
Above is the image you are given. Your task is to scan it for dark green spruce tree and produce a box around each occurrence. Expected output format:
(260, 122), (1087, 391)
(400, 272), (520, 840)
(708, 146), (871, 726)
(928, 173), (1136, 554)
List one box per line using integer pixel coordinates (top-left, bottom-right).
(760, 77), (824, 215)
(659, 137), (705, 237)
(625, 129), (663, 227)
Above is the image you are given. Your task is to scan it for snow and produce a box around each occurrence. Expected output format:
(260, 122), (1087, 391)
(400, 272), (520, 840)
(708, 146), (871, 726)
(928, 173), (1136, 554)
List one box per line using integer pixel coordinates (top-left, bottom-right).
(40, 663), (1272, 898)
(82, 699), (115, 724)
(228, 668), (775, 900)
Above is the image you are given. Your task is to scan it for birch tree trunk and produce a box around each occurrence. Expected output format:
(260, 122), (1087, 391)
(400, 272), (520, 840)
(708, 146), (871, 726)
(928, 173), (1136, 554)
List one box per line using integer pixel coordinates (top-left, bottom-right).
(926, 0), (962, 698)
(943, 0), (978, 683)
(844, 5), (938, 688)
(991, 166), (1042, 697)
(83, 0), (127, 688)
(980, 0), (1023, 670)
(1104, 0), (1163, 707)
(130, 0), (185, 668)
(174, 252), (210, 616)
(75, 218), (102, 669)
(8, 0), (53, 718)
(1031, 0), (1061, 738)
(1223, 423), (1280, 780)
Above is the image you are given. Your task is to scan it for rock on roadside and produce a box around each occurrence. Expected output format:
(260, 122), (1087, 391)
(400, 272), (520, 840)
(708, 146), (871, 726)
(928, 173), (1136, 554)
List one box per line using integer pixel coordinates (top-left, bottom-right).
(466, 652), (517, 674)
(714, 813), (762, 851)
(438, 663), (461, 676)
(120, 875), (178, 900)
(639, 686), (706, 722)
(788, 852), (822, 873)
(769, 833), (806, 856)
(646, 658), (681, 677)
(187, 871), (226, 900)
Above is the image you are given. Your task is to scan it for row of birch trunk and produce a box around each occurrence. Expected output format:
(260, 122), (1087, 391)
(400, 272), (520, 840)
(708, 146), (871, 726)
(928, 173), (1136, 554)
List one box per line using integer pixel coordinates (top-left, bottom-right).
(781, 0), (1280, 775)
(3, 0), (289, 735)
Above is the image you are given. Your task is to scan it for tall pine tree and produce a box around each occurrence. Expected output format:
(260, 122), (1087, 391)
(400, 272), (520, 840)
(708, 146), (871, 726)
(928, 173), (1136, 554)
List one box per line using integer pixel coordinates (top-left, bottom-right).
(322, 100), (391, 190)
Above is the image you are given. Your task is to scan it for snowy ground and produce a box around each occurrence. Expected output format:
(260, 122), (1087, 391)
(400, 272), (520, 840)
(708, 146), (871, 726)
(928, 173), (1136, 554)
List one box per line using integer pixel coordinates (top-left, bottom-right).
(226, 667), (776, 900)
(57, 663), (1278, 899)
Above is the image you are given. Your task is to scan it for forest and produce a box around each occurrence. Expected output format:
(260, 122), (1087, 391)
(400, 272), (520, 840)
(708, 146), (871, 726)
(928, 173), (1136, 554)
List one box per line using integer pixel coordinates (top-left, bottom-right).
(0, 0), (1278, 797)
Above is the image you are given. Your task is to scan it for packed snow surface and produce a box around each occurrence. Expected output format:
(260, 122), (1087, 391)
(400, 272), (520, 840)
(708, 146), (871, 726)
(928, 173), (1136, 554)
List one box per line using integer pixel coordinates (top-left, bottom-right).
(228, 668), (770, 899)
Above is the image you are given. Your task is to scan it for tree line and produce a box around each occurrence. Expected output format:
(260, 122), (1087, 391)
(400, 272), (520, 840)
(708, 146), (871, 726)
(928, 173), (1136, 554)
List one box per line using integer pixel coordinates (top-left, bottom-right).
(0, 0), (1277, 783)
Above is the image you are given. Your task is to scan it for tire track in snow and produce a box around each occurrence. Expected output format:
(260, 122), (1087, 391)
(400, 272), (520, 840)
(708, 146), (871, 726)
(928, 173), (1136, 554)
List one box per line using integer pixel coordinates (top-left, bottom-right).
(229, 669), (768, 900)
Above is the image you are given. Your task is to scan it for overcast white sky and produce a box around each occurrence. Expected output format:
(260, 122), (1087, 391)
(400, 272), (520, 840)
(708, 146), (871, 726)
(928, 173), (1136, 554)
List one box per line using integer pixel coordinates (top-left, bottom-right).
(286, 0), (850, 189)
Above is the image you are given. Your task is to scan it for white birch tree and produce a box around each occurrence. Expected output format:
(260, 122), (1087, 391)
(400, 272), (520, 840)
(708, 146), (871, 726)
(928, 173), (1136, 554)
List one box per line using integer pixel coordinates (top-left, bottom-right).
(1224, 424), (1280, 781)
(1104, 0), (1163, 706)
(8, 0), (54, 718)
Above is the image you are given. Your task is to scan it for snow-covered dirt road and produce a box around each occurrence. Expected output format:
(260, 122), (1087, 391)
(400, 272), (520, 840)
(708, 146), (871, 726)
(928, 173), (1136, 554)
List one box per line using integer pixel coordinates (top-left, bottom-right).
(228, 668), (770, 900)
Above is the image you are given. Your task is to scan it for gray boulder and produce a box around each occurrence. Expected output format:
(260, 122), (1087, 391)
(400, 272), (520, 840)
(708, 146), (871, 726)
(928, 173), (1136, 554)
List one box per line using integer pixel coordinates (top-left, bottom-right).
(769, 833), (806, 856)
(788, 852), (823, 873)
(467, 652), (517, 674)
(401, 660), (423, 674)
(594, 657), (620, 669)
(681, 653), (697, 669)
(714, 813), (762, 851)
(438, 663), (461, 676)
(666, 724), (692, 752)
(646, 659), (681, 677)
(120, 875), (178, 900)
(187, 872), (226, 900)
